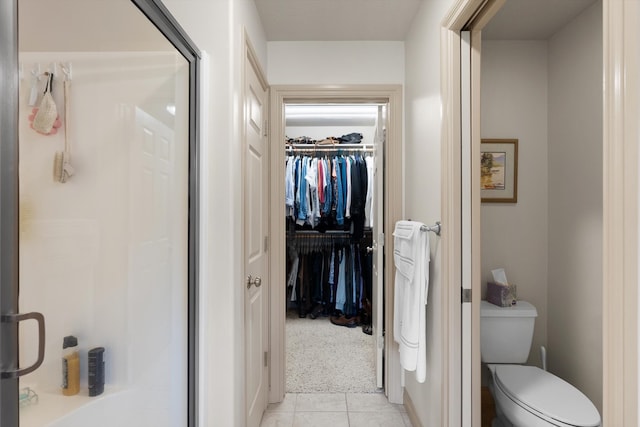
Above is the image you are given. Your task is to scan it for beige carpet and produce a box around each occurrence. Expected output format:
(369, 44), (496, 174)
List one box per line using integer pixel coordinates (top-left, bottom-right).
(285, 311), (378, 393)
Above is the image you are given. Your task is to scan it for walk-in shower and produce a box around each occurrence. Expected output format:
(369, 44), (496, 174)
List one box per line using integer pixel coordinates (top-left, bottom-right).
(1, 0), (200, 425)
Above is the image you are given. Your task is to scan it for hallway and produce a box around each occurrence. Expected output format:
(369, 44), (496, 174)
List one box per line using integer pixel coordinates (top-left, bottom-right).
(259, 392), (412, 427)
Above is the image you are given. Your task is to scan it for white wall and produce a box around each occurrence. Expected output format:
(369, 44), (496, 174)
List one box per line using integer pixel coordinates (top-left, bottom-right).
(480, 41), (549, 369)
(163, 1), (268, 425)
(404, 0), (457, 425)
(267, 41), (404, 85)
(547, 1), (603, 413)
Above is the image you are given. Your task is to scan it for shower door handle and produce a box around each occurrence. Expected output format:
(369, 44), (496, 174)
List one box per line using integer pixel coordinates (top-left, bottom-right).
(0, 312), (45, 379)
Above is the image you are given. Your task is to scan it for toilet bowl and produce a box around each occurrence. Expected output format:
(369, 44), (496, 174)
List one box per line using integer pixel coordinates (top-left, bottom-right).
(480, 300), (601, 427)
(488, 364), (600, 427)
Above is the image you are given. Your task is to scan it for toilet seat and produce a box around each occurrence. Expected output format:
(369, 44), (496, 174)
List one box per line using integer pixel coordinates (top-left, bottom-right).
(494, 365), (600, 427)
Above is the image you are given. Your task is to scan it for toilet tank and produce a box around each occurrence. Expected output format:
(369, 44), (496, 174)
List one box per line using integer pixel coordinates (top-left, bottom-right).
(480, 300), (538, 363)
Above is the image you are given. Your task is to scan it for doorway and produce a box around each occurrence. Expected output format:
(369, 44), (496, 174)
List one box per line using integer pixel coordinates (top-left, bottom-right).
(282, 103), (384, 394)
(478, 2), (604, 425)
(442, 0), (610, 426)
(268, 85), (404, 405)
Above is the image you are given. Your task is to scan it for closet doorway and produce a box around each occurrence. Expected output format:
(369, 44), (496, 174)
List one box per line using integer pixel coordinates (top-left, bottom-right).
(268, 86), (404, 404)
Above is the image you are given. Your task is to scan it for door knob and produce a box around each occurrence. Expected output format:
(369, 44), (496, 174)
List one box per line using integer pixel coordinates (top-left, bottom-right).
(366, 243), (377, 253)
(246, 275), (263, 289)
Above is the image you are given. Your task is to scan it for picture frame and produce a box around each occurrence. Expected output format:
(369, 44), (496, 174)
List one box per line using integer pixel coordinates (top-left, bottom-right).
(481, 139), (518, 203)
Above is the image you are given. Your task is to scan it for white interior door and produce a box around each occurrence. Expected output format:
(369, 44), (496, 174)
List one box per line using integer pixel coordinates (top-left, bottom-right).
(129, 107), (185, 410)
(372, 104), (386, 389)
(244, 46), (269, 427)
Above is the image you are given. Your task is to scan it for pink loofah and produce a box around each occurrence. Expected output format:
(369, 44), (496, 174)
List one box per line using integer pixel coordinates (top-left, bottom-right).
(29, 73), (62, 135)
(28, 106), (62, 135)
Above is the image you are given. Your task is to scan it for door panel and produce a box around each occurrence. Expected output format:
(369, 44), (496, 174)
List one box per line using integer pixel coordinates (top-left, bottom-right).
(461, 30), (473, 427)
(372, 105), (386, 389)
(3, 1), (199, 426)
(244, 45), (269, 427)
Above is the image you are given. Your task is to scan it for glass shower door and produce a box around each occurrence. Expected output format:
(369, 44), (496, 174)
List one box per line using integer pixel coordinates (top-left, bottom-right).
(1, 0), (199, 425)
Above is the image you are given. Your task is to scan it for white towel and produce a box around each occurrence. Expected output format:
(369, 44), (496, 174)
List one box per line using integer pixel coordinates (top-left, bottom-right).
(393, 220), (430, 383)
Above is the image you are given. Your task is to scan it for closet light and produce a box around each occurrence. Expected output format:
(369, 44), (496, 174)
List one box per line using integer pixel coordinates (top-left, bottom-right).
(285, 104), (379, 119)
(285, 104), (381, 126)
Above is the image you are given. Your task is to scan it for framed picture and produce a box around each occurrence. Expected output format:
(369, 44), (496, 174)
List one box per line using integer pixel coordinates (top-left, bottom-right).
(481, 139), (518, 203)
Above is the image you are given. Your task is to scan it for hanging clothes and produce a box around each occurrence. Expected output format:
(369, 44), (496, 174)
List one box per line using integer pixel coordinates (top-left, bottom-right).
(364, 156), (375, 228)
(285, 152), (370, 237)
(286, 235), (372, 321)
(285, 138), (375, 330)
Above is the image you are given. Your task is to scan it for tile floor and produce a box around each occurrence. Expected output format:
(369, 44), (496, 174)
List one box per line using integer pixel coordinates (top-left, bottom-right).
(259, 392), (413, 427)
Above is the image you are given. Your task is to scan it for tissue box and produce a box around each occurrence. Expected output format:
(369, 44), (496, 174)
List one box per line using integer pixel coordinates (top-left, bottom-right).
(486, 282), (517, 307)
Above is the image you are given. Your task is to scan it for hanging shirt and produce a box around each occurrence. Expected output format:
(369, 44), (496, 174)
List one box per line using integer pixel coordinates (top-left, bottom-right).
(335, 249), (346, 311)
(334, 158), (344, 225)
(323, 158), (333, 216)
(365, 156), (375, 228)
(285, 156), (296, 218)
(294, 157), (302, 221)
(339, 157), (348, 224)
(296, 157), (309, 225)
(350, 156), (368, 240)
(305, 157), (319, 227)
(318, 158), (325, 205)
(345, 156), (352, 219)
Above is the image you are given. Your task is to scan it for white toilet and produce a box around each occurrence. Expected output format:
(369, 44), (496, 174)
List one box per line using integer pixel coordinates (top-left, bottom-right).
(480, 300), (601, 427)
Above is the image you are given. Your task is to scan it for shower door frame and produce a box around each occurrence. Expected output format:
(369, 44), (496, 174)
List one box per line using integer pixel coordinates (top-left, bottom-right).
(129, 1), (202, 425)
(0, 2), (21, 426)
(0, 1), (201, 425)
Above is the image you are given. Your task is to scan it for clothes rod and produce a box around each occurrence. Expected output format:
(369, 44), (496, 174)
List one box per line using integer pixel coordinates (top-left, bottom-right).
(286, 143), (373, 151)
(420, 221), (441, 236)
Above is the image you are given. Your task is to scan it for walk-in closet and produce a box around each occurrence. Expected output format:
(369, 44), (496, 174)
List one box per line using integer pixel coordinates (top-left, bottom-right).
(283, 103), (385, 393)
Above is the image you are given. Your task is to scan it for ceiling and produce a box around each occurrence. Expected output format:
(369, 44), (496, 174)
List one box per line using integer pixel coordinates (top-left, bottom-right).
(255, 0), (598, 41)
(19, 0), (173, 52)
(254, 0), (422, 41)
(482, 0), (597, 40)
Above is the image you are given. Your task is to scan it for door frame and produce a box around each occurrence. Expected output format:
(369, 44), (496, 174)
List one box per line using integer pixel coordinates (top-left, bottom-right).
(441, 0), (639, 426)
(268, 85), (404, 403)
(440, 0), (506, 425)
(0, 2), (20, 424)
(602, 0), (639, 425)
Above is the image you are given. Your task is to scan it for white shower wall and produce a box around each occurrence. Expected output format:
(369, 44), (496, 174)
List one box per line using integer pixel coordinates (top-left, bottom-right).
(18, 52), (189, 425)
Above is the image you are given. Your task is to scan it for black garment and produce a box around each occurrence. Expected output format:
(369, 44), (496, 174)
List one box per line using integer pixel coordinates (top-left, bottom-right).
(360, 248), (373, 304)
(339, 132), (363, 144)
(350, 156), (368, 240)
(344, 246), (354, 317)
(354, 244), (362, 313)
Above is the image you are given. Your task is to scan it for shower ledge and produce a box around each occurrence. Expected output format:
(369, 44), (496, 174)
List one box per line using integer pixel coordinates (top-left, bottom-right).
(19, 385), (123, 427)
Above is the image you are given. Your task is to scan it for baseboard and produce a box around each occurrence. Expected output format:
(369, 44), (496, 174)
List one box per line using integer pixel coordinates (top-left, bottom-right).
(403, 389), (423, 427)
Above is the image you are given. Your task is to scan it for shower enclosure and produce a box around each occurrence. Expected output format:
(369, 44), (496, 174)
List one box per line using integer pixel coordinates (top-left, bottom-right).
(0, 0), (200, 425)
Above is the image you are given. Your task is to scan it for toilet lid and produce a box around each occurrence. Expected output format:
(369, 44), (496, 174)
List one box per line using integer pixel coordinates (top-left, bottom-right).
(495, 365), (600, 427)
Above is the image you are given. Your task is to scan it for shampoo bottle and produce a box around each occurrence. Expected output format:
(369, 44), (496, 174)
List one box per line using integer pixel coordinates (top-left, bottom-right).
(62, 336), (80, 396)
(88, 347), (105, 397)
